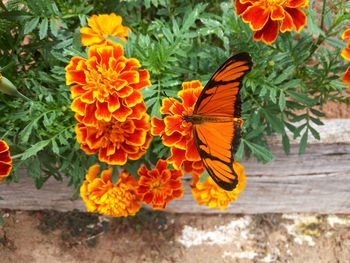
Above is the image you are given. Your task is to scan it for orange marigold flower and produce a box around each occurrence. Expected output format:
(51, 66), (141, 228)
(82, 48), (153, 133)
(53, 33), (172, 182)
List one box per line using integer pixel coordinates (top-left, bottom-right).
(80, 13), (130, 46)
(151, 80), (205, 175)
(138, 159), (184, 209)
(341, 29), (350, 86)
(191, 162), (246, 210)
(66, 41), (151, 126)
(0, 140), (12, 182)
(235, 0), (309, 44)
(80, 164), (141, 217)
(75, 112), (152, 165)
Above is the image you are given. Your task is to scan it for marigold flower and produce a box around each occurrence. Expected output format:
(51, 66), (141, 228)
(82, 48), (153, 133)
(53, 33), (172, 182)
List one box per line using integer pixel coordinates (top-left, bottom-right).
(66, 41), (151, 126)
(341, 29), (350, 86)
(80, 13), (130, 46)
(80, 164), (141, 217)
(191, 162), (246, 210)
(75, 112), (152, 165)
(151, 80), (205, 175)
(0, 140), (12, 182)
(235, 0), (309, 44)
(138, 159), (184, 209)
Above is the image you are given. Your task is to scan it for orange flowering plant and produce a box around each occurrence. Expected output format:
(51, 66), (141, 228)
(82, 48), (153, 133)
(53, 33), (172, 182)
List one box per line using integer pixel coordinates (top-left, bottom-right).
(0, 0), (349, 217)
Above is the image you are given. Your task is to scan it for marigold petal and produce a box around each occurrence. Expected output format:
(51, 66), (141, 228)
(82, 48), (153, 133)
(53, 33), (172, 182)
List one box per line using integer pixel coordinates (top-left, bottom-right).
(0, 140), (9, 154)
(115, 84), (133, 98)
(253, 19), (279, 44)
(242, 5), (270, 31)
(285, 7), (307, 32)
(341, 46), (350, 61)
(71, 85), (86, 99)
(235, 0), (252, 15)
(286, 0), (308, 8)
(271, 5), (285, 20)
(121, 143), (139, 154)
(112, 103), (133, 122)
(99, 147), (128, 165)
(128, 102), (147, 119)
(164, 116), (183, 136)
(80, 28), (104, 46)
(343, 29), (350, 40)
(124, 91), (143, 107)
(162, 132), (182, 147)
(0, 151), (11, 164)
(156, 159), (168, 174)
(0, 162), (12, 178)
(342, 66), (350, 86)
(71, 98), (86, 116)
(280, 10), (294, 32)
(119, 71), (139, 85)
(151, 117), (165, 136)
(107, 95), (121, 112)
(130, 69), (151, 90)
(95, 102), (112, 122)
(86, 164), (100, 182)
(160, 98), (175, 115)
(65, 57), (87, 85)
(185, 139), (200, 161)
(101, 167), (113, 182)
(126, 129), (147, 146)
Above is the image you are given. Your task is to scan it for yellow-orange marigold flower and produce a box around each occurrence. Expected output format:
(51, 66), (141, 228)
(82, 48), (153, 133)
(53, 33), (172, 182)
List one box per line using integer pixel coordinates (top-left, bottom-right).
(75, 112), (152, 165)
(236, 0), (308, 44)
(80, 164), (141, 217)
(0, 140), (12, 182)
(66, 41), (151, 126)
(341, 29), (350, 86)
(191, 162), (246, 210)
(151, 80), (205, 175)
(80, 13), (130, 46)
(138, 159), (184, 209)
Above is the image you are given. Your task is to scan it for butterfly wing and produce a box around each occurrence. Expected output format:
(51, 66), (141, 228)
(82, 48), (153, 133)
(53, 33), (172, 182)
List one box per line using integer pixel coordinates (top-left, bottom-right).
(193, 53), (252, 191)
(194, 52), (252, 117)
(193, 121), (241, 191)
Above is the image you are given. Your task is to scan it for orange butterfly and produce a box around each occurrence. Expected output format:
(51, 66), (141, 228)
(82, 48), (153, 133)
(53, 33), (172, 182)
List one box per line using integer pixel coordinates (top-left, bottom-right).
(183, 53), (252, 191)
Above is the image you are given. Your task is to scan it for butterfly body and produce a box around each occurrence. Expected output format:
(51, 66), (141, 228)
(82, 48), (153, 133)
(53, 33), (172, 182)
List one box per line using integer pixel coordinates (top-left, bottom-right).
(183, 115), (236, 124)
(189, 53), (252, 191)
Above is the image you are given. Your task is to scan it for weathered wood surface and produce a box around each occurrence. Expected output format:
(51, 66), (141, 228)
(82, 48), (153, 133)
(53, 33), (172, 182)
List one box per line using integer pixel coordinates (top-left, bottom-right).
(1, 119), (350, 214)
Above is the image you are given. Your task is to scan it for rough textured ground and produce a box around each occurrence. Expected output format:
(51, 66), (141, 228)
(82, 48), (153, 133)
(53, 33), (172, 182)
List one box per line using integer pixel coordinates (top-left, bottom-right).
(1, 210), (350, 263)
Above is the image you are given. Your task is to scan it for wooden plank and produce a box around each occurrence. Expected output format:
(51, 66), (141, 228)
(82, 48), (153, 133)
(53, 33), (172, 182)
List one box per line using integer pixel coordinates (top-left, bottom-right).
(1, 119), (350, 213)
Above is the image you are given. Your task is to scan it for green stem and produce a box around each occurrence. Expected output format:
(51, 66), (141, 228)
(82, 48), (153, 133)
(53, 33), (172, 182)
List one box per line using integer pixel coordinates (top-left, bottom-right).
(0, 1), (7, 12)
(320, 0), (327, 30)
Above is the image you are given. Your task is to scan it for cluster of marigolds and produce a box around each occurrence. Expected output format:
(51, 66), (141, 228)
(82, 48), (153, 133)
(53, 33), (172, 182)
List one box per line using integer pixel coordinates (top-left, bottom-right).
(1, 1), (350, 217)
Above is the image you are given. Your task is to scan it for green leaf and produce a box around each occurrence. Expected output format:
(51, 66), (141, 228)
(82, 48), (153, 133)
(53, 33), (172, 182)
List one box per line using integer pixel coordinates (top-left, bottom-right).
(287, 91), (315, 106)
(299, 130), (308, 155)
(244, 140), (274, 163)
(264, 111), (285, 134)
(111, 166), (119, 184)
(282, 134), (290, 155)
(310, 117), (324, 126)
(50, 19), (59, 37)
(235, 142), (244, 162)
(279, 91), (286, 111)
(51, 140), (59, 155)
(39, 18), (48, 39)
(309, 126), (320, 140)
(21, 140), (51, 160)
(310, 108), (325, 117)
(199, 170), (209, 183)
(24, 17), (40, 34)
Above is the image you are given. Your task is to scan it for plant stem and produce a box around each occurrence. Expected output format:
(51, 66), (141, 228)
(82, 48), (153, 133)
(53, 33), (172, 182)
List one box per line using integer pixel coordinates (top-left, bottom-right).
(0, 1), (7, 12)
(320, 0), (327, 30)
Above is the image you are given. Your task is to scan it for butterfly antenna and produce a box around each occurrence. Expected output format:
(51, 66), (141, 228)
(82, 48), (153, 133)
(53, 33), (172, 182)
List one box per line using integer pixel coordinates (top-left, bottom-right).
(161, 91), (184, 116)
